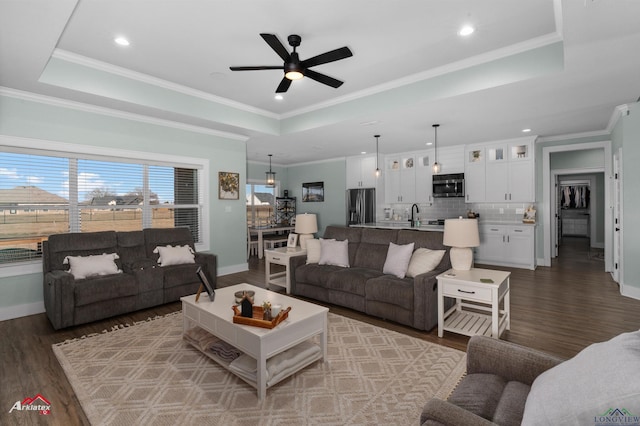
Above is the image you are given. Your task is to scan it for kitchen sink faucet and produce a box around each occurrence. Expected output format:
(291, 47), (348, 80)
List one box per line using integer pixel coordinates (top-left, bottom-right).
(410, 203), (420, 227)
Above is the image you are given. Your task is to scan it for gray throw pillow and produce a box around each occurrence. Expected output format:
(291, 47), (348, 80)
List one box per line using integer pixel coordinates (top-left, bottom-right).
(383, 242), (415, 278)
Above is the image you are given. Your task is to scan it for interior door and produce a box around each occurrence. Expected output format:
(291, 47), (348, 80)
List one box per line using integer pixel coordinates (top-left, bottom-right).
(554, 175), (561, 257)
(612, 149), (622, 283)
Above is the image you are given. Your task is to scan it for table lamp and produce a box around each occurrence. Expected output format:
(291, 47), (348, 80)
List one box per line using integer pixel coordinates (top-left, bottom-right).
(295, 213), (318, 249)
(443, 217), (480, 270)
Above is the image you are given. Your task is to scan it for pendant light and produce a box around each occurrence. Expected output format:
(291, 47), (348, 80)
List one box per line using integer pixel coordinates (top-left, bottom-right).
(266, 154), (276, 187)
(432, 124), (441, 174)
(374, 134), (381, 177)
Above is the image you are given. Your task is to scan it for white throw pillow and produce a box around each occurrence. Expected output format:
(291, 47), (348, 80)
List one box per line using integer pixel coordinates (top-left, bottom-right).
(383, 242), (415, 278)
(522, 330), (640, 426)
(63, 253), (122, 279)
(305, 238), (322, 264)
(406, 248), (446, 278)
(318, 239), (349, 267)
(153, 244), (195, 266)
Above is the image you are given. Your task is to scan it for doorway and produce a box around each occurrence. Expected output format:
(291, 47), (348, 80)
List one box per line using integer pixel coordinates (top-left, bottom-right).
(542, 141), (612, 271)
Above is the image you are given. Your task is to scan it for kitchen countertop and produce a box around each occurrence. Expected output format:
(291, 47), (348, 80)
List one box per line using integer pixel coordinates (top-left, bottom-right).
(350, 219), (537, 231)
(350, 222), (444, 231)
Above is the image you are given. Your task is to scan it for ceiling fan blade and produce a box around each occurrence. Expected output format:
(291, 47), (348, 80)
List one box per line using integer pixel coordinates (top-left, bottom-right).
(260, 33), (290, 62)
(229, 66), (283, 71)
(302, 46), (353, 68)
(276, 77), (292, 93)
(305, 69), (344, 88)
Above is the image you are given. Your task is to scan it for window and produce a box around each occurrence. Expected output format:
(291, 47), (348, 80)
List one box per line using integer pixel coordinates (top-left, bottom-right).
(246, 180), (278, 226)
(0, 140), (207, 268)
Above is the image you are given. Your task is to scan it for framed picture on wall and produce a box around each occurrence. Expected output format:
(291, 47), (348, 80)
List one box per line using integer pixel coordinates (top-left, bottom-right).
(218, 172), (239, 200)
(302, 181), (324, 202)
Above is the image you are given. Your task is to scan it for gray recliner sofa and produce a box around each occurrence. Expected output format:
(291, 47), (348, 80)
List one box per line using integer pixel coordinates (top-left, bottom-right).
(43, 227), (216, 329)
(289, 225), (452, 331)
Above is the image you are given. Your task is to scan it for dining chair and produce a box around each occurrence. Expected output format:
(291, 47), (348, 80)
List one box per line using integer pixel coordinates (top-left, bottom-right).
(247, 227), (259, 258)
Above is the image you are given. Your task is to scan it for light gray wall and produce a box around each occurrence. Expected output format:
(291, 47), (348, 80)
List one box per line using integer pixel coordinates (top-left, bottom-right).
(286, 159), (347, 236)
(0, 95), (248, 312)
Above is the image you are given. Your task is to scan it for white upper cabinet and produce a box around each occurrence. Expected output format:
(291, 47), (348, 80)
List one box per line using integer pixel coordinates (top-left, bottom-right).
(346, 155), (377, 189)
(485, 140), (534, 202)
(414, 151), (433, 203)
(465, 137), (535, 203)
(464, 146), (486, 203)
(384, 153), (416, 203)
(382, 150), (434, 204)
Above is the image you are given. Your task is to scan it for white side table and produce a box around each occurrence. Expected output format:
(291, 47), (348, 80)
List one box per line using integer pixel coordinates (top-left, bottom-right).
(437, 268), (511, 339)
(265, 247), (306, 294)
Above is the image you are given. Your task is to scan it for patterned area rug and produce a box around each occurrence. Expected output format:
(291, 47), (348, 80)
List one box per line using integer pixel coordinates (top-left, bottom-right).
(53, 312), (466, 425)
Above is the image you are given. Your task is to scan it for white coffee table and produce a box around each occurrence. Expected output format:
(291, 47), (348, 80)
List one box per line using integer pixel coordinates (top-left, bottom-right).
(181, 283), (328, 400)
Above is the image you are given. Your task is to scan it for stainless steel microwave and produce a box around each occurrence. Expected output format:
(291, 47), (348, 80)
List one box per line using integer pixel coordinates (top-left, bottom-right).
(432, 173), (465, 198)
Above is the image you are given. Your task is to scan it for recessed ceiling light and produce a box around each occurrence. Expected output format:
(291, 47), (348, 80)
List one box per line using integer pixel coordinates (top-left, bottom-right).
(458, 25), (475, 37)
(274, 94), (283, 100)
(361, 151), (367, 155)
(426, 142), (433, 146)
(114, 37), (130, 46)
(522, 128), (532, 133)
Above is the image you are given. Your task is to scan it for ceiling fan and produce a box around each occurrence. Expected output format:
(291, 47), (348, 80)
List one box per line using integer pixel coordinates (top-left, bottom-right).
(229, 33), (353, 93)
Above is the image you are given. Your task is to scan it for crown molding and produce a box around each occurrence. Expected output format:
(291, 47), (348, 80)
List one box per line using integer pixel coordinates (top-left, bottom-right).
(536, 129), (610, 143)
(51, 49), (279, 120)
(0, 86), (249, 142)
(606, 104), (630, 132)
(281, 32), (563, 119)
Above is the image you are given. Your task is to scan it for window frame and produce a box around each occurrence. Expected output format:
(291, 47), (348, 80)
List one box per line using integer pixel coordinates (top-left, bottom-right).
(0, 135), (210, 278)
(246, 179), (279, 226)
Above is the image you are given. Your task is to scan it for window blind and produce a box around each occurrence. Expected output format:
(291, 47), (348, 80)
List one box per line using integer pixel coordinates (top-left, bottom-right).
(0, 148), (202, 265)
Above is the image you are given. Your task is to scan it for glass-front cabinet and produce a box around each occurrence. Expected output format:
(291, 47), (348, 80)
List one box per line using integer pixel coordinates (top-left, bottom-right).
(465, 137), (535, 203)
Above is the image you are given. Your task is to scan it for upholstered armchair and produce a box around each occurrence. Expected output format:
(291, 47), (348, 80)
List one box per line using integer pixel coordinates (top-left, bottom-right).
(420, 336), (563, 426)
(421, 331), (640, 426)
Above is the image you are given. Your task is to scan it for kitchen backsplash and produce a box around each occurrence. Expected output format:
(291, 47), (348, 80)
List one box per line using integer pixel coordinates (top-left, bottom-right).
(384, 198), (535, 223)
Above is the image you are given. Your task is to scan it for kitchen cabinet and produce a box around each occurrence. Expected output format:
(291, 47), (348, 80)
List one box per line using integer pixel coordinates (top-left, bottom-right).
(414, 151), (433, 203)
(485, 140), (534, 202)
(346, 155), (377, 189)
(383, 150), (434, 204)
(475, 224), (535, 270)
(465, 137), (535, 203)
(384, 153), (416, 203)
(464, 146), (485, 203)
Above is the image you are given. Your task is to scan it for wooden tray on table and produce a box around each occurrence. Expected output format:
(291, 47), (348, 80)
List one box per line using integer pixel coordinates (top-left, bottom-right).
(232, 305), (291, 329)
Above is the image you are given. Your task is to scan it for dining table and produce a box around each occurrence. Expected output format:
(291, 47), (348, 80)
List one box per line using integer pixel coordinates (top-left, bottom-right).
(248, 224), (295, 259)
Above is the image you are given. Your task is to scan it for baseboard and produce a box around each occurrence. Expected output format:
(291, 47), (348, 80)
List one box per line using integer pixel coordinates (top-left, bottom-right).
(591, 242), (604, 249)
(0, 301), (45, 322)
(217, 263), (248, 276)
(621, 282), (640, 301)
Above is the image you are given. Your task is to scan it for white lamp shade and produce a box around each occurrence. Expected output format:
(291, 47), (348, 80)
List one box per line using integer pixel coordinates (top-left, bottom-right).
(443, 218), (480, 248)
(443, 218), (479, 270)
(295, 214), (318, 234)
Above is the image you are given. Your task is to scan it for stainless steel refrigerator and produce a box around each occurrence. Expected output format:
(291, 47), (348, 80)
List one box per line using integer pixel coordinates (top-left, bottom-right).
(346, 188), (376, 225)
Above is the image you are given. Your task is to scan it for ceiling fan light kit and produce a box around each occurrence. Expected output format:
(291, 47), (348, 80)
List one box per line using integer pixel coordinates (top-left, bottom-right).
(230, 33), (353, 93)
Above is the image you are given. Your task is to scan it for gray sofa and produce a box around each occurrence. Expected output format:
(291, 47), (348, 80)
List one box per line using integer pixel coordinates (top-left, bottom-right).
(43, 227), (216, 330)
(421, 330), (640, 425)
(289, 225), (452, 331)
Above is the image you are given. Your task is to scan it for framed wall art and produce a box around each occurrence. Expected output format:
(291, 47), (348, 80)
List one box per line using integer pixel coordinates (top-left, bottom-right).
(302, 181), (324, 202)
(218, 172), (239, 200)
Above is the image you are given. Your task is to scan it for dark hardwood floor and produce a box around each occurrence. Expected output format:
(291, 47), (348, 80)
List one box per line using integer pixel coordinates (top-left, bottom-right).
(2, 236), (639, 425)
